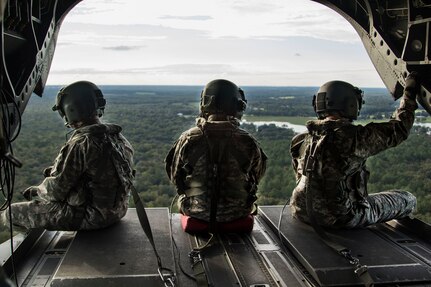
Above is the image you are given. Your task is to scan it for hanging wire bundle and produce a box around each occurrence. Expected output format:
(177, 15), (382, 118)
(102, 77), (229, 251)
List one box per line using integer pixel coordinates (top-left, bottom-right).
(0, 86), (23, 287)
(0, 90), (22, 209)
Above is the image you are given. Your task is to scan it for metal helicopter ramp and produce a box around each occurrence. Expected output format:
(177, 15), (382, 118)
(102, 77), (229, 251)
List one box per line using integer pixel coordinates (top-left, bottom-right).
(1, 206), (431, 287)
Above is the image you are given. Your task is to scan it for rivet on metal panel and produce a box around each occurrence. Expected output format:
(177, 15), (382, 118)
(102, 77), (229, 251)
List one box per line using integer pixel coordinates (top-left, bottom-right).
(412, 40), (423, 52)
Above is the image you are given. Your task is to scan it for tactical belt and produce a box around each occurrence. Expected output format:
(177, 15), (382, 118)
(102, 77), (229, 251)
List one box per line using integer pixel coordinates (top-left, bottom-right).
(304, 134), (374, 287)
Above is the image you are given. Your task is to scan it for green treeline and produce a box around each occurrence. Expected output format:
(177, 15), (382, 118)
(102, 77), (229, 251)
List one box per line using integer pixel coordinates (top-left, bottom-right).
(2, 85), (430, 245)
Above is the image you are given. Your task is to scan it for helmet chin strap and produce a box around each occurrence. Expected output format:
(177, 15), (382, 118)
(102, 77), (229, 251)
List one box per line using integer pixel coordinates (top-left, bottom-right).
(66, 116), (101, 130)
(63, 116), (71, 128)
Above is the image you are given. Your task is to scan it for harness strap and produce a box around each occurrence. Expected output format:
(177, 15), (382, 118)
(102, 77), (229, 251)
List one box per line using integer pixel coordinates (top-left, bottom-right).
(131, 186), (176, 287)
(203, 129), (230, 234)
(188, 249), (209, 287)
(186, 127), (232, 286)
(304, 134), (374, 287)
(108, 142), (176, 287)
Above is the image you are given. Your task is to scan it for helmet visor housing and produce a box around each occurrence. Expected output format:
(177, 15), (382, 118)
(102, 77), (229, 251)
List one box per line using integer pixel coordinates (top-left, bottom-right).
(200, 79), (247, 119)
(313, 80), (363, 120)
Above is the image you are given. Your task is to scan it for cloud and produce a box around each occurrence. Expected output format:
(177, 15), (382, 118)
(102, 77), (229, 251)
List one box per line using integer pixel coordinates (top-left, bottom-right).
(57, 42), (73, 46)
(69, 0), (122, 16)
(69, 5), (118, 16)
(270, 11), (359, 43)
(159, 15), (213, 21)
(103, 45), (144, 51)
(230, 0), (282, 13)
(52, 64), (236, 75)
(49, 65), (383, 87)
(60, 22), (209, 43)
(52, 68), (100, 74)
(132, 64), (236, 75)
(295, 53), (301, 56)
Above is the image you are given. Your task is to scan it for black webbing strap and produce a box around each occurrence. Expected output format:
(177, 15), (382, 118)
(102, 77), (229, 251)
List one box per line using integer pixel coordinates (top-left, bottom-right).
(108, 142), (176, 287)
(195, 127), (230, 236)
(131, 185), (176, 287)
(304, 135), (374, 287)
(186, 128), (231, 286)
(188, 249), (209, 287)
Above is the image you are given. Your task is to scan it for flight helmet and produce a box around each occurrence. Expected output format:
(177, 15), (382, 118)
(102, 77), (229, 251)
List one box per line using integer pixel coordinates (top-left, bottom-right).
(200, 79), (247, 119)
(313, 80), (364, 120)
(52, 81), (106, 125)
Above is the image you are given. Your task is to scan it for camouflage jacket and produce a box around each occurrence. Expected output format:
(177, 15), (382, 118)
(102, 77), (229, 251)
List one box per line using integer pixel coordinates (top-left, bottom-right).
(166, 115), (267, 222)
(290, 96), (418, 227)
(36, 123), (134, 229)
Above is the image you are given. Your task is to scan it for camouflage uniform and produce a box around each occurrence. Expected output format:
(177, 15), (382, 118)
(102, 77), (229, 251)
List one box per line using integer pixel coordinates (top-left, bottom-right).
(166, 115), (267, 222)
(290, 96), (417, 228)
(3, 123), (134, 231)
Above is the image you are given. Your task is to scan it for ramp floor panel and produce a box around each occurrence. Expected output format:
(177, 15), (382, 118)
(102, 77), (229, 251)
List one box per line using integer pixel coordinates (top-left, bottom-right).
(51, 208), (175, 287)
(6, 207), (431, 287)
(259, 206), (431, 286)
(171, 213), (308, 287)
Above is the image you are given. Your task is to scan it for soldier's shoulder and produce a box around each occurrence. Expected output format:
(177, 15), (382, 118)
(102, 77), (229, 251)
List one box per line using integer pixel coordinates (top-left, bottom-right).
(290, 132), (308, 157)
(291, 132), (308, 146)
(183, 126), (203, 137)
(333, 123), (358, 139)
(236, 126), (254, 136)
(177, 126), (204, 146)
(69, 132), (90, 145)
(235, 127), (261, 144)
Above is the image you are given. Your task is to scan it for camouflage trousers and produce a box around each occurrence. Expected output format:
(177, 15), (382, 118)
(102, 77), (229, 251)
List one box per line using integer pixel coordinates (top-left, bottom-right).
(336, 190), (417, 228)
(0, 200), (83, 232)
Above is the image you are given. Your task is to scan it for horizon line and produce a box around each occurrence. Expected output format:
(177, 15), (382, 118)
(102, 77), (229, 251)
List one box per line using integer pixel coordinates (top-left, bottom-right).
(44, 84), (388, 89)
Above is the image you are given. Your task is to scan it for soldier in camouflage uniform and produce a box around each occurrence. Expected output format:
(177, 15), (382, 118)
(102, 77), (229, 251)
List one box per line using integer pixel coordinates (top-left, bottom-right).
(290, 74), (419, 228)
(0, 81), (134, 231)
(165, 79), (267, 223)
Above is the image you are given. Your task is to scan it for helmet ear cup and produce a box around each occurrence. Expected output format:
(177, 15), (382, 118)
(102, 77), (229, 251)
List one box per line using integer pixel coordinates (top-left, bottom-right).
(237, 88), (247, 112)
(95, 90), (106, 108)
(312, 95), (316, 113)
(354, 87), (364, 117)
(94, 89), (106, 117)
(237, 99), (247, 112)
(54, 81), (106, 125)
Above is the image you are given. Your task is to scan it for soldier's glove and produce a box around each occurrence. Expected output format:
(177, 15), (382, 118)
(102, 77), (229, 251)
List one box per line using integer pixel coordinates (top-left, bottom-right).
(22, 186), (39, 201)
(404, 71), (421, 100)
(43, 167), (52, 177)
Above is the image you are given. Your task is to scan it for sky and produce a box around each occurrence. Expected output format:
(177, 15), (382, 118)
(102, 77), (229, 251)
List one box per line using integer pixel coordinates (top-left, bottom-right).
(47, 0), (385, 87)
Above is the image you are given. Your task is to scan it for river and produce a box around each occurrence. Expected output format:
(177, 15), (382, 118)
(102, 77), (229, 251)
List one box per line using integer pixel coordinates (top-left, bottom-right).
(241, 120), (431, 134)
(240, 120), (307, 133)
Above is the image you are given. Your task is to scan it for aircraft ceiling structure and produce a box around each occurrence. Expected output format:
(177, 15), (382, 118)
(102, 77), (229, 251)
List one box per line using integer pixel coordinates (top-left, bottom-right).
(312, 0), (431, 114)
(0, 0), (81, 137)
